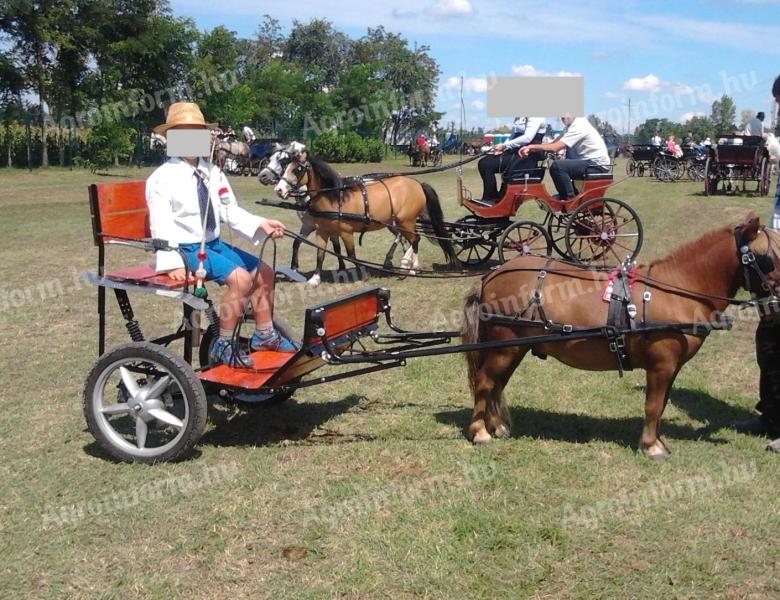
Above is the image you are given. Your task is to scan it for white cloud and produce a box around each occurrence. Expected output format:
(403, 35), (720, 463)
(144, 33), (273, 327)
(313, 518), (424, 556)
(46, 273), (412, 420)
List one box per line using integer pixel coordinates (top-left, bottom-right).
(426, 0), (473, 18)
(511, 64), (581, 77)
(471, 100), (485, 110)
(443, 76), (488, 93)
(603, 91), (622, 99)
(623, 74), (662, 92)
(680, 111), (706, 123)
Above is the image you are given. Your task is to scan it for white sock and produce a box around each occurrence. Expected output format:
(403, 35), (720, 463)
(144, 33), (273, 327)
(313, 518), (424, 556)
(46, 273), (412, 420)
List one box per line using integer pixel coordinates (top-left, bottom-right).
(219, 328), (233, 340)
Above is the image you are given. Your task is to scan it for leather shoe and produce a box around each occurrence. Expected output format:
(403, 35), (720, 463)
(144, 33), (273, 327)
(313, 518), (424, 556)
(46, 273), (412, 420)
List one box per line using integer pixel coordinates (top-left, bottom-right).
(731, 415), (780, 438)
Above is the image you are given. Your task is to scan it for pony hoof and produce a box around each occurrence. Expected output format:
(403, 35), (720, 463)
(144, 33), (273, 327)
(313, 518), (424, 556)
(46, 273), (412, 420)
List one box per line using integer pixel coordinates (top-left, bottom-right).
(640, 446), (671, 462)
(472, 430), (493, 445)
(306, 274), (321, 288)
(494, 424), (510, 439)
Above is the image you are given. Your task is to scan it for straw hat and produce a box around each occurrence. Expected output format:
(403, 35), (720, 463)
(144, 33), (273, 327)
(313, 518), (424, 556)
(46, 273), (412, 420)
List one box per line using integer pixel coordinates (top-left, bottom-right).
(153, 102), (217, 135)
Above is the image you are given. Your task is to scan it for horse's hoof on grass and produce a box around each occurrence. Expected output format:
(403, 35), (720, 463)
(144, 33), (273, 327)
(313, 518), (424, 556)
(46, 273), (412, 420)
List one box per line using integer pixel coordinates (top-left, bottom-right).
(639, 446), (671, 462)
(472, 430), (492, 445)
(306, 274), (321, 288)
(493, 424), (510, 439)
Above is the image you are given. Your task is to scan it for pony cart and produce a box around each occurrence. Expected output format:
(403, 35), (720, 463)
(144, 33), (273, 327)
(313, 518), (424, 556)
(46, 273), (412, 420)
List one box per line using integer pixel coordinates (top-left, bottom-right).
(80, 179), (780, 463)
(449, 165), (643, 268)
(625, 144), (660, 177)
(704, 135), (772, 196)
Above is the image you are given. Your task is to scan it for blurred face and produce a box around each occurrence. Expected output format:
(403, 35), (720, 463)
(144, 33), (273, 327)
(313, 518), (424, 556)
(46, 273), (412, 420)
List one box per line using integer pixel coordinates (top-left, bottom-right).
(166, 124), (210, 161)
(561, 116), (574, 127)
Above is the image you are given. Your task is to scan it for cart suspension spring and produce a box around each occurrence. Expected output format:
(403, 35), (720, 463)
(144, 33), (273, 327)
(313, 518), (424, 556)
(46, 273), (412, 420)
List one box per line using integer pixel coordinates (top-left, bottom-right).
(125, 319), (145, 343)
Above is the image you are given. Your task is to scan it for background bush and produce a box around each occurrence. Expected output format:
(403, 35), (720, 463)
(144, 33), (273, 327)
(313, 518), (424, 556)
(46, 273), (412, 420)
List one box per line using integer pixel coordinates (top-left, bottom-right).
(310, 131), (385, 163)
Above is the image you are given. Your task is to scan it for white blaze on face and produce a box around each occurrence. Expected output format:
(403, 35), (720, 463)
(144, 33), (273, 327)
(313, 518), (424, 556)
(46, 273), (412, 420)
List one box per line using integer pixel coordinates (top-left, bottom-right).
(274, 177), (291, 198)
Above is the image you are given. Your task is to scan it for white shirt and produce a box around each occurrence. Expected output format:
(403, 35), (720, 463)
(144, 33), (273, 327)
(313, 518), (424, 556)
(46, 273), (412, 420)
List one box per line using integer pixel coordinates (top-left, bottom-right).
(504, 117), (546, 151)
(744, 117), (765, 136)
(242, 126), (256, 142)
(651, 135), (662, 146)
(559, 118), (611, 166)
(146, 157), (267, 272)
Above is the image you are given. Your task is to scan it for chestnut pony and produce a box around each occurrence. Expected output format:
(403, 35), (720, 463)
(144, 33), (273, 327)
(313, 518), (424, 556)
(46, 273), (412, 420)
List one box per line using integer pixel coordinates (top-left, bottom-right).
(462, 214), (780, 460)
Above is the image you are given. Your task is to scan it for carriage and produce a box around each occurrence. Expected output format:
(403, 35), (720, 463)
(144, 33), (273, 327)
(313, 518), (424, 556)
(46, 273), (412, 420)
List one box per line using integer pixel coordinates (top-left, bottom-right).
(625, 144), (660, 177)
(703, 135), (772, 196)
(443, 164), (643, 269)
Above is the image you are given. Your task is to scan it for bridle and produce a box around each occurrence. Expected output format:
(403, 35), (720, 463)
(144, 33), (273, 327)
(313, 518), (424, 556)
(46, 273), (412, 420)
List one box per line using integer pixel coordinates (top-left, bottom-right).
(278, 158), (312, 202)
(260, 151), (290, 183)
(736, 226), (780, 315)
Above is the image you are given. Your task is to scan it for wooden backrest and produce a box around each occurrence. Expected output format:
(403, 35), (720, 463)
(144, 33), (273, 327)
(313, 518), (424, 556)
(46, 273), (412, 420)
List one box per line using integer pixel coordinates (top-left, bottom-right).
(302, 287), (383, 349)
(89, 180), (149, 246)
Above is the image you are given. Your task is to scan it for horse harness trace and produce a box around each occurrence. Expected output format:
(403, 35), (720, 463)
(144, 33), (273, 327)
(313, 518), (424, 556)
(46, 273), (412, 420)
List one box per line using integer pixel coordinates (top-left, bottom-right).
(477, 229), (780, 377)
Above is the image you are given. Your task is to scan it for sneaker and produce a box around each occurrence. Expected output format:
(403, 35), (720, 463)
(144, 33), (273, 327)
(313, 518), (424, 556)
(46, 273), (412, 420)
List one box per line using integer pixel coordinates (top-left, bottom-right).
(209, 337), (254, 368)
(249, 329), (298, 353)
(731, 414), (780, 438)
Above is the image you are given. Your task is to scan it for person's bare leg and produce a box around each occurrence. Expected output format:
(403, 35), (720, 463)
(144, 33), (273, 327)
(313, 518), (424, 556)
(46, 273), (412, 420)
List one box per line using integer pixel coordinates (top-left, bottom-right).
(250, 262), (275, 327)
(219, 268), (254, 332)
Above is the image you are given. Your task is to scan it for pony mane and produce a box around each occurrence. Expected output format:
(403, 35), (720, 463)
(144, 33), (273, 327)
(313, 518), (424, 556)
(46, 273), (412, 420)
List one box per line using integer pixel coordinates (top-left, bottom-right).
(309, 155), (343, 201)
(649, 225), (732, 268)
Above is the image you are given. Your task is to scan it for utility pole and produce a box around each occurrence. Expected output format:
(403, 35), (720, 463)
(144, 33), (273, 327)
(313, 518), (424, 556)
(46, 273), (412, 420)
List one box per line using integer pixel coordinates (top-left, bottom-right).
(627, 98), (631, 142)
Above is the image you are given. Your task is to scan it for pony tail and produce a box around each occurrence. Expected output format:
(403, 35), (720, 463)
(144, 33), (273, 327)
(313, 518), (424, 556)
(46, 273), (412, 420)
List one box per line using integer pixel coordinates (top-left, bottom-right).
(420, 182), (461, 267)
(462, 281), (484, 395)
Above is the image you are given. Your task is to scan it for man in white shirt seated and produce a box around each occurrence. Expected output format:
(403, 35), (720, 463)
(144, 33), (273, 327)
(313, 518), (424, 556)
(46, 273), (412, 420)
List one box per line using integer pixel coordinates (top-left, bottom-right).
(242, 125), (256, 143)
(478, 116), (546, 201)
(147, 102), (293, 367)
(651, 134), (662, 146)
(519, 116), (611, 200)
(744, 112), (765, 137)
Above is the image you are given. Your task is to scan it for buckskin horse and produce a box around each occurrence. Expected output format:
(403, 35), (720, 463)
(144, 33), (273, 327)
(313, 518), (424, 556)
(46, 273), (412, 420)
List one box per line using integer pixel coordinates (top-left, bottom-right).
(462, 214), (780, 460)
(274, 144), (460, 287)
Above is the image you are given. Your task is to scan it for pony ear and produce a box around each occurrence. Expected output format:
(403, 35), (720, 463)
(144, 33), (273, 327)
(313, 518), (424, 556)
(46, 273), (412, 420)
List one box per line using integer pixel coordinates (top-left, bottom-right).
(737, 211), (761, 243)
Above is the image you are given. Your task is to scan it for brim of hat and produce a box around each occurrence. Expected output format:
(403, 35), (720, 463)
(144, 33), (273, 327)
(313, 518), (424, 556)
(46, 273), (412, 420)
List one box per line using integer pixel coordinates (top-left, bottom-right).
(153, 121), (218, 135)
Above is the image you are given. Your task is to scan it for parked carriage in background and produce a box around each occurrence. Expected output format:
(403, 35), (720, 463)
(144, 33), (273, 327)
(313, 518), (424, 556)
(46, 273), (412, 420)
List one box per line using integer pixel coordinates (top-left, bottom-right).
(625, 144), (660, 177)
(704, 135), (772, 196)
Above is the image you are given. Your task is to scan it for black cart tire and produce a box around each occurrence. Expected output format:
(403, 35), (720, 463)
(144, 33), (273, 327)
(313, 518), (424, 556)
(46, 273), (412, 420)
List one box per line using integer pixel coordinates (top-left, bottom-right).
(84, 342), (207, 463)
(450, 215), (498, 267)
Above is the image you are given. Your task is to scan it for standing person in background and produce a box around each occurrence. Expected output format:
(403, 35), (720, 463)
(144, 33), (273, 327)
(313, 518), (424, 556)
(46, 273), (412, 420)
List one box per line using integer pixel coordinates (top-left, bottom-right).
(744, 112), (766, 136)
(732, 76), (780, 453)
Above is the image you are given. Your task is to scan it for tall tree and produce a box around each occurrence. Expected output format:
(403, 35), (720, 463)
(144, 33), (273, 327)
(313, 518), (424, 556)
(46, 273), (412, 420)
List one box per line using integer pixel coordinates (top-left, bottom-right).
(283, 19), (351, 89)
(0, 51), (26, 166)
(710, 95), (737, 135)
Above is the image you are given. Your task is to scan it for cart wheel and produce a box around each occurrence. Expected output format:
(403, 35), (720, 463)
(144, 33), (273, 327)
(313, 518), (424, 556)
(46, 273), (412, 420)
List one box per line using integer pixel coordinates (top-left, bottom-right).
(546, 212), (570, 259)
(498, 221), (552, 263)
(564, 197), (643, 267)
(654, 157), (676, 182)
(687, 160), (705, 182)
(84, 342), (207, 463)
(637, 163), (645, 177)
(250, 162), (260, 177)
(450, 215), (497, 267)
(626, 160), (636, 177)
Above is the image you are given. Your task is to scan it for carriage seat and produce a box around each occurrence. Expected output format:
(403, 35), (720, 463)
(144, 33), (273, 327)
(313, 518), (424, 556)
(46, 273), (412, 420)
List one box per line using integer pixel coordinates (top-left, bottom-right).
(503, 167), (546, 184)
(575, 171), (614, 181)
(89, 180), (200, 290)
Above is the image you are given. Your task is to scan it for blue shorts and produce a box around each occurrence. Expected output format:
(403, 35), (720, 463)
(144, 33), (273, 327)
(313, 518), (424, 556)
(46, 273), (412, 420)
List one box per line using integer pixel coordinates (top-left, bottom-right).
(179, 239), (259, 285)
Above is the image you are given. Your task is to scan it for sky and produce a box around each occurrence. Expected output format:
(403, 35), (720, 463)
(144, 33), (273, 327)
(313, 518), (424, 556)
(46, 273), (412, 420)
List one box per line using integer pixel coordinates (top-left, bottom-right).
(171, 0), (780, 132)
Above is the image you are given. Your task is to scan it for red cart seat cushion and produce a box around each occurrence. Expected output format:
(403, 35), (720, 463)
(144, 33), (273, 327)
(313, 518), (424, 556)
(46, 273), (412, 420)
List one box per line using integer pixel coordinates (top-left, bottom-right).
(106, 265), (198, 289)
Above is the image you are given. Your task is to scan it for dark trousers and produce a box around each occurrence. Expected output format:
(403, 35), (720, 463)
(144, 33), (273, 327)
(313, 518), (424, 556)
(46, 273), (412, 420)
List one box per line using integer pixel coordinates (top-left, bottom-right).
(549, 159), (607, 199)
(478, 153), (539, 200)
(756, 318), (780, 423)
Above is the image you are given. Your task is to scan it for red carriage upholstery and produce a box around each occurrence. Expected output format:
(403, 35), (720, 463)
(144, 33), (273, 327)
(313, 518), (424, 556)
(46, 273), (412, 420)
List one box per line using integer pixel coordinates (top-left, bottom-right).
(88, 180), (196, 289)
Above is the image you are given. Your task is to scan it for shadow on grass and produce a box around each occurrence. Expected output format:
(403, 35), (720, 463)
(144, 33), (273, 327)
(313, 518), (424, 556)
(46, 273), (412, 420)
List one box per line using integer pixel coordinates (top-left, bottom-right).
(435, 386), (748, 448)
(200, 393), (369, 449)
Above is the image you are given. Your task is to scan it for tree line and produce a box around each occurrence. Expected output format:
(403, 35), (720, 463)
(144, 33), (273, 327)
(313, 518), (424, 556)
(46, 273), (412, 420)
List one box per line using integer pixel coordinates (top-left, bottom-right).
(0, 1), (441, 168)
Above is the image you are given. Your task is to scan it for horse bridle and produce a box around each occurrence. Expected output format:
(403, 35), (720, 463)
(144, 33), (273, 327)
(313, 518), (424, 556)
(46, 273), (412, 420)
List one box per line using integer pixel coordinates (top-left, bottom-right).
(279, 158), (312, 202)
(736, 226), (780, 314)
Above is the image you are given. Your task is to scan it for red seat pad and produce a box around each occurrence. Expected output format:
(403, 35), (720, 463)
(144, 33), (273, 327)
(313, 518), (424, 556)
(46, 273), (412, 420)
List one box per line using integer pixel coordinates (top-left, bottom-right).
(106, 265), (198, 289)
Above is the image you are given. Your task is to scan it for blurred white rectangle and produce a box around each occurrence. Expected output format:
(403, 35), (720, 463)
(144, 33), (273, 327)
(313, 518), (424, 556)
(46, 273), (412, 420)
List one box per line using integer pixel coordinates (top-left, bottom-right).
(166, 129), (211, 157)
(487, 77), (584, 118)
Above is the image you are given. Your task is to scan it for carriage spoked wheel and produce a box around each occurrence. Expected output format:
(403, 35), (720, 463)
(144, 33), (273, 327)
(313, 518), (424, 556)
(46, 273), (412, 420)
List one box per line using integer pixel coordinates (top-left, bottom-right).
(653, 157), (679, 182)
(703, 157), (718, 196)
(626, 160), (636, 177)
(450, 215), (498, 267)
(83, 342), (207, 463)
(564, 197), (643, 267)
(497, 221), (553, 263)
(637, 163), (646, 177)
(687, 160), (705, 182)
(546, 212), (570, 259)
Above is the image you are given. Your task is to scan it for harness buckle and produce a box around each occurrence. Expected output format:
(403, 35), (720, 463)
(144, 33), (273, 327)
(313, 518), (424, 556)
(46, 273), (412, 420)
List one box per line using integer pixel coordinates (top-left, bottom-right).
(627, 304), (637, 319)
(742, 251), (756, 265)
(643, 291), (652, 302)
(538, 270), (547, 279)
(562, 324), (573, 334)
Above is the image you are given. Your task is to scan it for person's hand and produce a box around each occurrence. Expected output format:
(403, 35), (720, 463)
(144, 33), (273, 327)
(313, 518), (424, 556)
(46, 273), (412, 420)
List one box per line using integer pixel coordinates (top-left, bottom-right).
(518, 146), (532, 158)
(493, 143), (506, 154)
(167, 268), (187, 281)
(261, 219), (286, 239)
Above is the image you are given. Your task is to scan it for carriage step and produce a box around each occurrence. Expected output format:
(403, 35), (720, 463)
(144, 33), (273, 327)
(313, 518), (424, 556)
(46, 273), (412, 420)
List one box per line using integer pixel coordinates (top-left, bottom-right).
(198, 349), (297, 389)
(275, 266), (307, 283)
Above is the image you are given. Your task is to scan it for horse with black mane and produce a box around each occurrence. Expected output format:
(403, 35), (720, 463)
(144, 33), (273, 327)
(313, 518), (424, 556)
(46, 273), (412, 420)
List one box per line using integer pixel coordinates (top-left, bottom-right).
(462, 214), (780, 460)
(274, 144), (460, 286)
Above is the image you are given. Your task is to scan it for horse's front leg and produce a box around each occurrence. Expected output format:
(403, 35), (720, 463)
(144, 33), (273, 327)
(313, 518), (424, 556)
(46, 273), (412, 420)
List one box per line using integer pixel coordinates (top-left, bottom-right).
(293, 217), (315, 271)
(640, 365), (679, 461)
(330, 236), (346, 271)
(307, 230), (328, 288)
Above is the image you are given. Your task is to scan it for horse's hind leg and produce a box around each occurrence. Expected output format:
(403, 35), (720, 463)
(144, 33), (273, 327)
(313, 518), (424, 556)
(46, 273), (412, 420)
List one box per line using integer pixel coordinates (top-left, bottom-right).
(330, 236), (346, 271)
(470, 347), (526, 444)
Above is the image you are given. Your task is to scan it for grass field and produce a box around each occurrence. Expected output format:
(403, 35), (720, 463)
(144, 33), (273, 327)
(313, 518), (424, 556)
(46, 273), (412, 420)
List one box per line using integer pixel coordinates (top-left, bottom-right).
(1, 157), (779, 599)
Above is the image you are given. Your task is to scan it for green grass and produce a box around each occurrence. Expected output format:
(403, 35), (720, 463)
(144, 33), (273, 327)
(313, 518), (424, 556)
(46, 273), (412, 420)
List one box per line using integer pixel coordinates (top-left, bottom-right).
(0, 158), (778, 599)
